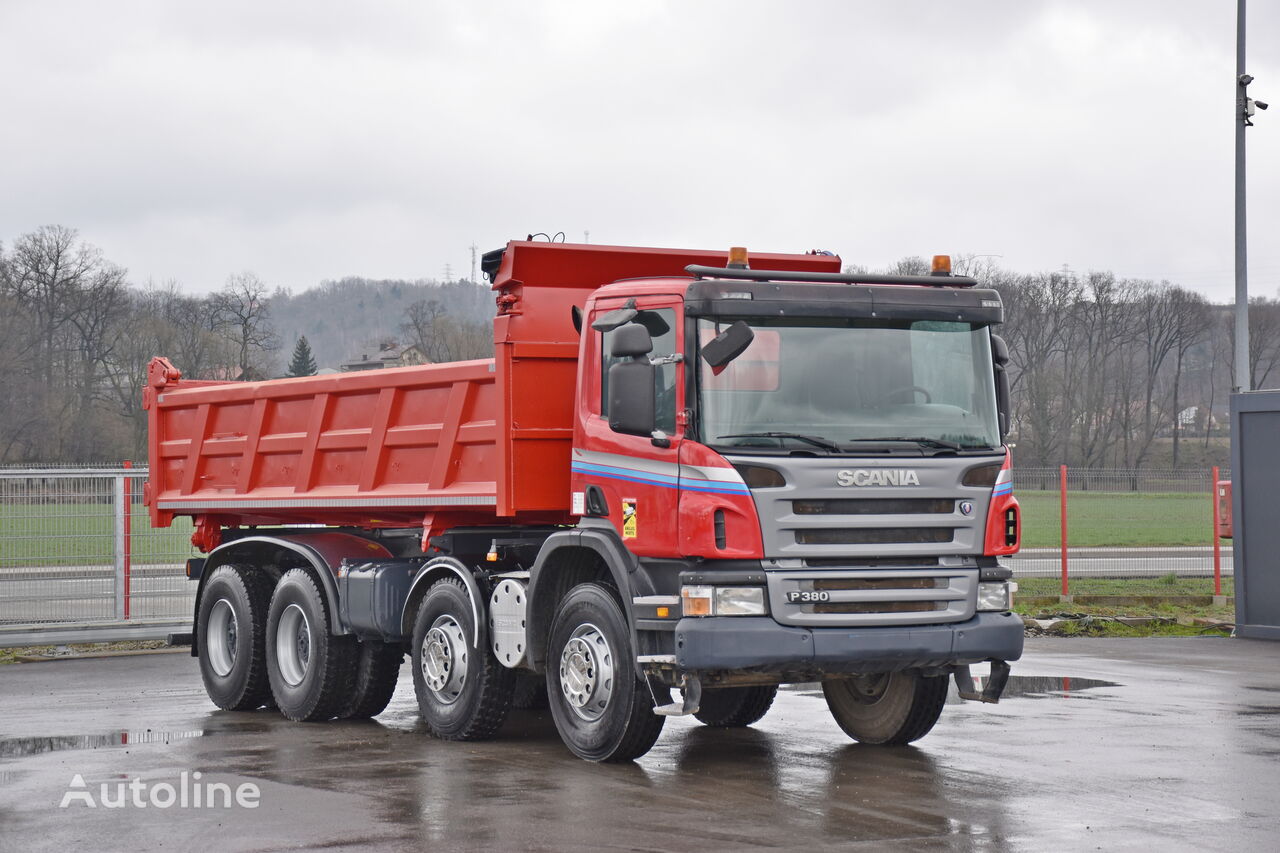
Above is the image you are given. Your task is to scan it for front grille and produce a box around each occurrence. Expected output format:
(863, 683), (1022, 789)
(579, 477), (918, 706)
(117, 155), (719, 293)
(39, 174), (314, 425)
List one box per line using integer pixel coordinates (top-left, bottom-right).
(803, 557), (940, 568)
(795, 528), (954, 545)
(793, 498), (954, 515)
(814, 576), (942, 591)
(813, 600), (945, 614)
(766, 568), (977, 627)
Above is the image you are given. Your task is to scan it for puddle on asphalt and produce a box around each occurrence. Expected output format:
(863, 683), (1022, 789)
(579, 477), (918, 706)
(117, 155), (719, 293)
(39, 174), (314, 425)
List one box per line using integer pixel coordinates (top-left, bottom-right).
(0, 729), (204, 759)
(785, 675), (1120, 702)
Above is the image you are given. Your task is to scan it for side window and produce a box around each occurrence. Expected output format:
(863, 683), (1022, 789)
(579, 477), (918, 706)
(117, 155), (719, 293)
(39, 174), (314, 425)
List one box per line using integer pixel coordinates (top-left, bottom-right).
(600, 307), (678, 434)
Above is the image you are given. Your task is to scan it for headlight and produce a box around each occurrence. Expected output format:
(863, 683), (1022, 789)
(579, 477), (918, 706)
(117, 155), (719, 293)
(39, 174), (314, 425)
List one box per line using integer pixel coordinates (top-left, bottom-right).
(715, 586), (767, 616)
(681, 585), (768, 616)
(977, 581), (1012, 612)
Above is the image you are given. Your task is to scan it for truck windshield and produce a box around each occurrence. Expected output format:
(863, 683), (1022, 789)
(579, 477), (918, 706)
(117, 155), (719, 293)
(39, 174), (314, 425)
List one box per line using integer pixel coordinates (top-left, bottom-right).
(696, 317), (1001, 453)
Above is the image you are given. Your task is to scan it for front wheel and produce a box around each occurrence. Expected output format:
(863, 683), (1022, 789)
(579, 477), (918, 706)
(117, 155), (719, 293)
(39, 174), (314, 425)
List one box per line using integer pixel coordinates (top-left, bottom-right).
(546, 584), (668, 762)
(823, 670), (948, 745)
(411, 578), (513, 740)
(338, 639), (403, 719)
(694, 685), (778, 728)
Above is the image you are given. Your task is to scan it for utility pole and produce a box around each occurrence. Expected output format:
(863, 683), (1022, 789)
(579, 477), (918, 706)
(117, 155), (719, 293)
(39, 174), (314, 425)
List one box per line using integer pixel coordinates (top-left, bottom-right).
(1234, 0), (1268, 392)
(470, 243), (478, 284)
(443, 263), (453, 283)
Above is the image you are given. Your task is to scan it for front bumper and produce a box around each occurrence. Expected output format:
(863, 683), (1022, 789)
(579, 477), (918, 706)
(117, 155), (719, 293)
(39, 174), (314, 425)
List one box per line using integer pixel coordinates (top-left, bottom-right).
(673, 611), (1024, 673)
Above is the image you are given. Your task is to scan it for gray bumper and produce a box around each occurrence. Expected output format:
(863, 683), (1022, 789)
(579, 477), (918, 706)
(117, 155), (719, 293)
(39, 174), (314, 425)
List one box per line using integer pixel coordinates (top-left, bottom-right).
(673, 611), (1024, 673)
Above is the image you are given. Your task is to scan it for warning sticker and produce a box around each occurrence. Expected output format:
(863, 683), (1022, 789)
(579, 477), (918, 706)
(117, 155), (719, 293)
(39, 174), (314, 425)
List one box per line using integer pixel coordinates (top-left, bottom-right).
(622, 498), (638, 538)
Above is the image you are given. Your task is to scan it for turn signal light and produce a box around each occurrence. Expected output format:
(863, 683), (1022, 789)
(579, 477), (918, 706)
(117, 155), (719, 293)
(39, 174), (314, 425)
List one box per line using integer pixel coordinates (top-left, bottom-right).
(931, 255), (952, 276)
(682, 586), (714, 616)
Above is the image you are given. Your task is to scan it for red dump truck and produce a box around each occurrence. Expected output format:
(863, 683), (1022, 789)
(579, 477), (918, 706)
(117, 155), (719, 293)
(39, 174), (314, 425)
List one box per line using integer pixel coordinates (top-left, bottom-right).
(146, 239), (1023, 762)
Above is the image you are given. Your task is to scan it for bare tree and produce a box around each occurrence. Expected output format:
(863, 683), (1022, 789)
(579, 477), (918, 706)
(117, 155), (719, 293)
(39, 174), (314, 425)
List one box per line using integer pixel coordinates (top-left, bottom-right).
(211, 272), (280, 378)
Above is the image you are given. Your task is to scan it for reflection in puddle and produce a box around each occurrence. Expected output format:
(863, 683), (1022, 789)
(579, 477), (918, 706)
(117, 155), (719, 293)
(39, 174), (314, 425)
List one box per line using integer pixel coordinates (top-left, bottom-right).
(0, 730), (204, 758)
(786, 675), (1120, 702)
(971, 675), (1119, 699)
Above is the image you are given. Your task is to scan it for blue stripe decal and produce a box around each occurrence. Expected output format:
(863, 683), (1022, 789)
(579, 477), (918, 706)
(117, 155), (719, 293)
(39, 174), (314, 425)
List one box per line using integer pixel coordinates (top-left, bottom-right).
(571, 461), (750, 495)
(992, 484), (1014, 496)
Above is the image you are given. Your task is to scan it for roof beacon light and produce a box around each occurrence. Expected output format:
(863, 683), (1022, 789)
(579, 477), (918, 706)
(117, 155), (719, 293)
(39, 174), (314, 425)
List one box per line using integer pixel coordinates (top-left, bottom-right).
(727, 246), (750, 269)
(930, 255), (952, 276)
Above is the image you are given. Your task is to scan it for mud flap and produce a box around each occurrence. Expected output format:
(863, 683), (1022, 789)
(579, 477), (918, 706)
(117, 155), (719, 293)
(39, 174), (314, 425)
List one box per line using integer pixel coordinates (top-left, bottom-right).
(953, 660), (1011, 703)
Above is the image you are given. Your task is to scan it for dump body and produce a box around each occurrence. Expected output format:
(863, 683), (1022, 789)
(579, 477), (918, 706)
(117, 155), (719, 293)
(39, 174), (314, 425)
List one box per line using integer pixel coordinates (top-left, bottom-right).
(145, 241), (839, 537)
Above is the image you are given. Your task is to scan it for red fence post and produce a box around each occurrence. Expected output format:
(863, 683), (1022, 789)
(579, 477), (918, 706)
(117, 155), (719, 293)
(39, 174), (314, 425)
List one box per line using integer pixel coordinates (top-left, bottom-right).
(123, 460), (133, 620)
(1211, 465), (1221, 597)
(1060, 464), (1069, 596)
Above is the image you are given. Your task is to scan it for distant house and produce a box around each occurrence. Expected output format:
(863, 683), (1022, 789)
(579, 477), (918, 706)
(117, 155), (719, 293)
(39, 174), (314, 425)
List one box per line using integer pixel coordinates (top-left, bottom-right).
(341, 341), (429, 372)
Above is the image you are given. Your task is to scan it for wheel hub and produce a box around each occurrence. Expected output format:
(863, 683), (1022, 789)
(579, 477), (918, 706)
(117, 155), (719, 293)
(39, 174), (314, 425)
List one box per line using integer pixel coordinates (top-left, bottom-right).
(559, 623), (614, 721)
(849, 673), (891, 703)
(275, 603), (312, 687)
(421, 615), (468, 703)
(206, 598), (238, 678)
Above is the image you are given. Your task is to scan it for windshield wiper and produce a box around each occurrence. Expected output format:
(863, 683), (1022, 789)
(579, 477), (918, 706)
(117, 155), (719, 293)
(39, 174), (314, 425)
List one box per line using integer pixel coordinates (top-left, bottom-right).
(717, 432), (843, 453)
(849, 436), (966, 452)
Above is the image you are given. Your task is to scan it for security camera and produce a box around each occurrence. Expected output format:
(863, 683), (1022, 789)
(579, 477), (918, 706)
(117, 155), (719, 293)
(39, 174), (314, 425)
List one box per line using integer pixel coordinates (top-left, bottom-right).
(1240, 74), (1254, 85)
(1256, 100), (1270, 111)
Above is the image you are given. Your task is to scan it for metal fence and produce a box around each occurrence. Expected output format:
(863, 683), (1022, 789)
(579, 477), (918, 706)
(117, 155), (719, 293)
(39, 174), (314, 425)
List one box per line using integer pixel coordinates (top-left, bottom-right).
(1008, 466), (1231, 598)
(0, 466), (197, 629)
(0, 463), (1234, 635)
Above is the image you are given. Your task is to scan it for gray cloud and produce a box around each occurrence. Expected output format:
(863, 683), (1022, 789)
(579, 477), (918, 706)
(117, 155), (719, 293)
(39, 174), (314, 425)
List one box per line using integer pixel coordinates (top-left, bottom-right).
(1, 0), (1276, 300)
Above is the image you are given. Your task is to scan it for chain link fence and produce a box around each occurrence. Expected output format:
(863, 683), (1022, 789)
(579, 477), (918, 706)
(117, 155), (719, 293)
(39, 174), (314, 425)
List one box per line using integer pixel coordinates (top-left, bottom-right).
(1009, 466), (1231, 598)
(0, 463), (1233, 634)
(0, 466), (197, 630)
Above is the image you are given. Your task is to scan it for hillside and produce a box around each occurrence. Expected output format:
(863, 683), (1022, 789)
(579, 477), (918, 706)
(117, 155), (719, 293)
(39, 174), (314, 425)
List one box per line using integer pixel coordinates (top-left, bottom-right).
(270, 277), (495, 371)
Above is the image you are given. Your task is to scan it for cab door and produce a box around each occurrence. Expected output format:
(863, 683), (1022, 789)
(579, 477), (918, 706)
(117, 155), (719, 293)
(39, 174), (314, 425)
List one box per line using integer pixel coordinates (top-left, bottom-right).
(571, 296), (684, 557)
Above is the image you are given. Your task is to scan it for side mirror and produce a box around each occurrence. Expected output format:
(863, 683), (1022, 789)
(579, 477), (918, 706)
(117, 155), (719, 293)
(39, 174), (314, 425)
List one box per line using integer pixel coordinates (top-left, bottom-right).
(990, 333), (1010, 366)
(608, 360), (656, 436)
(700, 320), (755, 371)
(991, 334), (1011, 438)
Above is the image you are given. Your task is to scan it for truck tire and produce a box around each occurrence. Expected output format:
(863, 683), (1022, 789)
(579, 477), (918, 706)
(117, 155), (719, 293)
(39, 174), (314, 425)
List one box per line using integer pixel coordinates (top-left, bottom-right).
(197, 564), (273, 711)
(411, 577), (513, 740)
(546, 583), (668, 762)
(694, 685), (778, 728)
(823, 670), (948, 745)
(512, 671), (549, 710)
(266, 568), (357, 722)
(337, 639), (403, 720)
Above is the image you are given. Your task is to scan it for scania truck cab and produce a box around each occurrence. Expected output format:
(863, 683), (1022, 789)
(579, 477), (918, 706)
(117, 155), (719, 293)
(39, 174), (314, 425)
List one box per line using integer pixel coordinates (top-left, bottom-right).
(150, 241), (1022, 763)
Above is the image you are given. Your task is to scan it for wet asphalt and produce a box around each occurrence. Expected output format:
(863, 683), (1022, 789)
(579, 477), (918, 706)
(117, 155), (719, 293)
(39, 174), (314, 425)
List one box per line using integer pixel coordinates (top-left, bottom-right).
(0, 637), (1277, 852)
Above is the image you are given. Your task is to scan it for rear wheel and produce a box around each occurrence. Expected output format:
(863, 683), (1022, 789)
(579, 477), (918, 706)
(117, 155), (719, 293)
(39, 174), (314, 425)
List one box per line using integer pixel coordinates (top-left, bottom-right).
(266, 569), (357, 721)
(512, 671), (549, 710)
(338, 639), (403, 719)
(546, 583), (667, 762)
(411, 578), (513, 740)
(694, 685), (778, 728)
(197, 564), (273, 711)
(823, 670), (948, 745)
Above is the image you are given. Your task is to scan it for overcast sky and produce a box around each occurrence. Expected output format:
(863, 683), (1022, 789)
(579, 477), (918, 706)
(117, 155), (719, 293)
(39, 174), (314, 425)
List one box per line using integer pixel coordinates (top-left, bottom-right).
(1, 1), (1277, 302)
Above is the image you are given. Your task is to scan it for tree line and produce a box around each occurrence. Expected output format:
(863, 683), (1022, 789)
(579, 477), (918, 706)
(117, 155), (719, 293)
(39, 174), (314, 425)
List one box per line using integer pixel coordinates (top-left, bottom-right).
(0, 226), (490, 464)
(1, 226), (1272, 467)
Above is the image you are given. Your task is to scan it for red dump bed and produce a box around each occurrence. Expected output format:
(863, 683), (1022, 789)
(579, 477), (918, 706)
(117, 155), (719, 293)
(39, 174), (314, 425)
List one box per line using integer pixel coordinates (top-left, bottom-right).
(145, 241), (840, 538)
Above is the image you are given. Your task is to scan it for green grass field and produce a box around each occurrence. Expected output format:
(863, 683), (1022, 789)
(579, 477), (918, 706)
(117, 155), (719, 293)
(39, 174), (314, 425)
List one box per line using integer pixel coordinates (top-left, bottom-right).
(0, 503), (195, 566)
(0, 489), (1220, 565)
(1016, 490), (1216, 548)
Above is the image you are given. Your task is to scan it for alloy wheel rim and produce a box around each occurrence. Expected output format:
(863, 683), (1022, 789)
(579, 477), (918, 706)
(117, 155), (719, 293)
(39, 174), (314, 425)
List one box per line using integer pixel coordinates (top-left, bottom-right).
(276, 603), (311, 687)
(206, 598), (238, 678)
(560, 622), (614, 721)
(421, 615), (468, 703)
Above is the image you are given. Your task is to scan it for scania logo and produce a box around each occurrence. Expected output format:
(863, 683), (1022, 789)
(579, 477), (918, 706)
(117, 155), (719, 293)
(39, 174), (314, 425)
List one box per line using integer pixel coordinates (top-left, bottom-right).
(836, 469), (921, 487)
